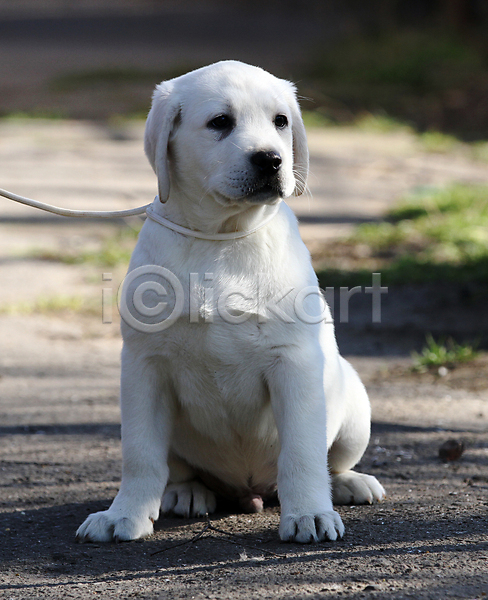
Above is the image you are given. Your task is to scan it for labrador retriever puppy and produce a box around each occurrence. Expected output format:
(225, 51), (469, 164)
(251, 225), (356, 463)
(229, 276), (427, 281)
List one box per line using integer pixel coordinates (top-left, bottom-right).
(76, 60), (385, 544)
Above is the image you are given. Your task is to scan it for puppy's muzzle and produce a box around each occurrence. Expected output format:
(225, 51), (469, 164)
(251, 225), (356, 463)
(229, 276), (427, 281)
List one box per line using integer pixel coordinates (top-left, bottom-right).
(245, 150), (283, 201)
(251, 151), (282, 177)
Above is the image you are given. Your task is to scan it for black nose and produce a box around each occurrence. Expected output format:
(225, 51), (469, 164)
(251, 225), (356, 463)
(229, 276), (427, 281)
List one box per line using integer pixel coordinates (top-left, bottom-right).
(250, 151), (282, 176)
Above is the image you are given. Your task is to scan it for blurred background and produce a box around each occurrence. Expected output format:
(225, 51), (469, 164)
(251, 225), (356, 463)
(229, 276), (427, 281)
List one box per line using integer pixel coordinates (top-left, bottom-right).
(1, 0), (488, 359)
(1, 0), (488, 135)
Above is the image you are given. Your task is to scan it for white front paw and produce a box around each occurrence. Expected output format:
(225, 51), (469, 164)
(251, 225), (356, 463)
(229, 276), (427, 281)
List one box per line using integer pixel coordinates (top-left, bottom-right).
(76, 509), (155, 543)
(332, 470), (386, 505)
(162, 481), (217, 518)
(279, 510), (344, 543)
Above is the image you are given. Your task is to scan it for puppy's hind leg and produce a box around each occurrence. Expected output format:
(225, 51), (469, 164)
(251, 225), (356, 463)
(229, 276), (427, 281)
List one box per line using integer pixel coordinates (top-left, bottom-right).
(328, 362), (385, 505)
(161, 454), (217, 518)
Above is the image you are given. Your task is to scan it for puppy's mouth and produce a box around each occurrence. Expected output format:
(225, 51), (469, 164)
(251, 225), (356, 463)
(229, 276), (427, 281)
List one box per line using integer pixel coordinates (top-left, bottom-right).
(242, 181), (283, 203)
(216, 176), (285, 206)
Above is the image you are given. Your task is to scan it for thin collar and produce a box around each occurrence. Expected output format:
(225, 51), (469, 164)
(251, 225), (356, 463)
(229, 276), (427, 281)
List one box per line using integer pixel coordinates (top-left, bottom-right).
(145, 201), (279, 241)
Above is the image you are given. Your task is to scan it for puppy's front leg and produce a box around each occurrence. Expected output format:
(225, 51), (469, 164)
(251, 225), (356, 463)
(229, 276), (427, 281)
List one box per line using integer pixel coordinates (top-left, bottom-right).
(76, 346), (171, 542)
(267, 350), (344, 543)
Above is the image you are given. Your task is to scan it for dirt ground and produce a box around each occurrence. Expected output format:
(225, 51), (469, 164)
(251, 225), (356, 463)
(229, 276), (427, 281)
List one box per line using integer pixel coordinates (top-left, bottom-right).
(0, 119), (488, 600)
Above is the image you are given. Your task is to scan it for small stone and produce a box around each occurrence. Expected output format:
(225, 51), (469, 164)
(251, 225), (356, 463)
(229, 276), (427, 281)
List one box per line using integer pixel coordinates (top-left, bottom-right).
(439, 439), (465, 462)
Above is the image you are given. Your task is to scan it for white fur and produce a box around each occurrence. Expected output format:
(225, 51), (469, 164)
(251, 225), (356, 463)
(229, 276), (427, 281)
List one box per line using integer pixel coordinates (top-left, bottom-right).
(76, 61), (384, 545)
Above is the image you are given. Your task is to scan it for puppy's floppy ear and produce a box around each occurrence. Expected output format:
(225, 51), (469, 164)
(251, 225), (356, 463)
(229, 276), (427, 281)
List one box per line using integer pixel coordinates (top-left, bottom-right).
(144, 80), (181, 203)
(288, 88), (309, 197)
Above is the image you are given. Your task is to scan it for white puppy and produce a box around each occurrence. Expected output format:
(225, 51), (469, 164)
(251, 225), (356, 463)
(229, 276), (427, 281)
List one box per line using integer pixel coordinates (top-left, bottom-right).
(76, 60), (385, 544)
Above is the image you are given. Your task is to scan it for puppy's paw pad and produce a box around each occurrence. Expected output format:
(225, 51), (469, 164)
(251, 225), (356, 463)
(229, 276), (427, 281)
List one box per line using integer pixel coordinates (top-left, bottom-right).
(279, 511), (344, 543)
(76, 510), (154, 543)
(332, 471), (386, 505)
(162, 481), (216, 518)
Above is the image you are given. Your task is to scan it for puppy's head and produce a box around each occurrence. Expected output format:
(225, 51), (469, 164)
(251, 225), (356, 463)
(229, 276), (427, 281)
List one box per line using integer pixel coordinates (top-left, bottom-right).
(144, 61), (309, 206)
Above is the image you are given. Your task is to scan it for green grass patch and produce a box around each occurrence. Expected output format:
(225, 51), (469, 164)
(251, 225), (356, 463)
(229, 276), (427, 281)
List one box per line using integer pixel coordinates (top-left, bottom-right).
(0, 295), (98, 316)
(357, 184), (488, 262)
(301, 108), (416, 133)
(418, 130), (460, 153)
(316, 184), (488, 286)
(412, 334), (478, 371)
(301, 110), (334, 129)
(302, 108), (488, 161)
(471, 141), (488, 162)
(353, 113), (414, 134)
(0, 110), (67, 121)
(33, 226), (141, 267)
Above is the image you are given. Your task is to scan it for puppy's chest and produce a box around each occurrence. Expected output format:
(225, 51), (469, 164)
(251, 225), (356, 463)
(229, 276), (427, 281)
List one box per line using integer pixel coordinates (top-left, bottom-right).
(172, 319), (272, 393)
(154, 263), (312, 377)
(170, 330), (272, 440)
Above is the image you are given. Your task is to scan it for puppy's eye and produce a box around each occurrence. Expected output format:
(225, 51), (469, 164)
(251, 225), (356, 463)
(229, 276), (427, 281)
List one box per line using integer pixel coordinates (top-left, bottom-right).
(208, 114), (233, 131)
(274, 114), (288, 129)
